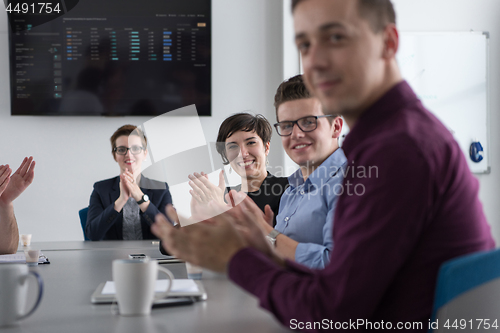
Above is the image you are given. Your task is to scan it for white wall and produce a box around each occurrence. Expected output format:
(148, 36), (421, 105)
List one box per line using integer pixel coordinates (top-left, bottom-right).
(0, 0), (284, 241)
(392, 0), (500, 242)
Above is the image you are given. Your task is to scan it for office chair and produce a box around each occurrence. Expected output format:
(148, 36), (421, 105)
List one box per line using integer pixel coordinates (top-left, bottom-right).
(430, 248), (500, 333)
(79, 207), (90, 241)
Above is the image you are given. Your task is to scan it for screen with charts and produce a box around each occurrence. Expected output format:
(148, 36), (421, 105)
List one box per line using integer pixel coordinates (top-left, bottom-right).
(8, 0), (211, 116)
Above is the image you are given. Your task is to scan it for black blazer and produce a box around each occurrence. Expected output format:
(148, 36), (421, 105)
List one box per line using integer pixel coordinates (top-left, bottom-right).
(86, 175), (172, 240)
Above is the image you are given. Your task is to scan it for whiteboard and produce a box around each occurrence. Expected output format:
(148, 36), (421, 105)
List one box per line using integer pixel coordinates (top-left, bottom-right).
(397, 32), (490, 173)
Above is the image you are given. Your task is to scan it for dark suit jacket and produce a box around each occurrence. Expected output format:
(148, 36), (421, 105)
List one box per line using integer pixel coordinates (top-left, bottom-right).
(86, 175), (172, 240)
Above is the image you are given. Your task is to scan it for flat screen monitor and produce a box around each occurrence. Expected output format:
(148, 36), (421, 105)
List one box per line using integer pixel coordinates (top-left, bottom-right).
(8, 0), (211, 116)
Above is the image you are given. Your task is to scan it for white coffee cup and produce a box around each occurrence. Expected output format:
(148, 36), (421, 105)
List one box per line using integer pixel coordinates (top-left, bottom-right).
(24, 249), (40, 266)
(0, 264), (44, 327)
(20, 234), (32, 247)
(112, 258), (174, 316)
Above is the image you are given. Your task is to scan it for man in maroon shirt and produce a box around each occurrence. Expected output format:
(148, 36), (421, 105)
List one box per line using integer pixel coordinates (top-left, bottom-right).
(152, 0), (494, 331)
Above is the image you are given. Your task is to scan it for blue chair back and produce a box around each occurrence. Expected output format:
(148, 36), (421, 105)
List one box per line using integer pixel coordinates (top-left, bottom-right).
(79, 207), (90, 241)
(430, 249), (500, 332)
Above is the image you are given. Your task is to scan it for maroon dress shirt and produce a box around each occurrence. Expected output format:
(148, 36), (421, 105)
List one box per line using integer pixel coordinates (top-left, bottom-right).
(228, 81), (494, 332)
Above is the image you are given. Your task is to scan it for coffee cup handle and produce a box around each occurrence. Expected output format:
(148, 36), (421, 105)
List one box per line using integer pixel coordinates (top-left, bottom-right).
(154, 266), (174, 301)
(18, 270), (44, 320)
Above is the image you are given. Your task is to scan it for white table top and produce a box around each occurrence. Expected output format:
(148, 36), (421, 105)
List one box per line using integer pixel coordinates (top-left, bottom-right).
(5, 241), (289, 333)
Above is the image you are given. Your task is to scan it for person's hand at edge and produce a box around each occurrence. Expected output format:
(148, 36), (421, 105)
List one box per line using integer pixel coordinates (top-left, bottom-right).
(0, 157), (35, 206)
(0, 165), (12, 200)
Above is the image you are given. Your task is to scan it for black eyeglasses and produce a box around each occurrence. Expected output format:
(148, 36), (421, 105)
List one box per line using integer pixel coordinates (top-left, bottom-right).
(113, 145), (145, 155)
(274, 115), (334, 136)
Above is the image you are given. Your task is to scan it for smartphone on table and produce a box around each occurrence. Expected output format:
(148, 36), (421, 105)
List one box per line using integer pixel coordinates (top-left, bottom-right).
(128, 254), (147, 259)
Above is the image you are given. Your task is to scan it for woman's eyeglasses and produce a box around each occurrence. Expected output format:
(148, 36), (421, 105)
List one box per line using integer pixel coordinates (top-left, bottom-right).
(113, 146), (145, 155)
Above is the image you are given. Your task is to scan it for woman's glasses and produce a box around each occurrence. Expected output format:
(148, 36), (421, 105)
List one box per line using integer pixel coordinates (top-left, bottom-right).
(113, 146), (145, 155)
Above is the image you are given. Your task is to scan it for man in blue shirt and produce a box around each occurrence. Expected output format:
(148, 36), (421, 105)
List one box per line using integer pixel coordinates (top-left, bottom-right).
(258, 75), (347, 269)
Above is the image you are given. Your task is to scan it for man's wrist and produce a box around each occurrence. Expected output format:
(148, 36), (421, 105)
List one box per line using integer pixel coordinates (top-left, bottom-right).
(265, 229), (281, 247)
(270, 251), (286, 267)
(0, 200), (13, 211)
(262, 223), (274, 234)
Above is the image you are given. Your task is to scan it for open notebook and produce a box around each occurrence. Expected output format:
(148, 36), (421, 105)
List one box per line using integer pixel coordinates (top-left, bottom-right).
(0, 253), (50, 264)
(91, 279), (207, 304)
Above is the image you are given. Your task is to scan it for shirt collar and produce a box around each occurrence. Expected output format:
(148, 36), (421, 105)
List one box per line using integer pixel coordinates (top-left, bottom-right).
(287, 148), (347, 190)
(342, 81), (419, 156)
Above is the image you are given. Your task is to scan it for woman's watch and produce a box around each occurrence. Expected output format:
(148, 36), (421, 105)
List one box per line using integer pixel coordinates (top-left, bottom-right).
(266, 229), (281, 247)
(136, 194), (150, 205)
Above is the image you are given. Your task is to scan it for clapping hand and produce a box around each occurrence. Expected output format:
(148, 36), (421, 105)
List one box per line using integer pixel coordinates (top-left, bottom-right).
(118, 173), (131, 202)
(152, 191), (284, 273)
(121, 170), (143, 201)
(225, 191), (275, 257)
(189, 170), (229, 221)
(152, 208), (246, 272)
(0, 165), (12, 199)
(0, 157), (35, 206)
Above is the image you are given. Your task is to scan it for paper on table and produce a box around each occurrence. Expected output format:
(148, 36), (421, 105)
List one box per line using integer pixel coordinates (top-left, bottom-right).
(0, 253), (48, 264)
(101, 279), (199, 295)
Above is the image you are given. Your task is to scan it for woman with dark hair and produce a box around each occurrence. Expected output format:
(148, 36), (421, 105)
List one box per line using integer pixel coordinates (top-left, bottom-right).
(189, 113), (288, 226)
(86, 125), (173, 240)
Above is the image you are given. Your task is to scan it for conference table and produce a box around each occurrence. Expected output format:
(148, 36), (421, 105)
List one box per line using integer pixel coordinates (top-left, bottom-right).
(6, 240), (290, 333)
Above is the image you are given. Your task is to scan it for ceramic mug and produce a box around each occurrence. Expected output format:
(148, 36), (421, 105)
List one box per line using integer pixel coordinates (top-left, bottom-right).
(0, 264), (44, 327)
(112, 258), (174, 316)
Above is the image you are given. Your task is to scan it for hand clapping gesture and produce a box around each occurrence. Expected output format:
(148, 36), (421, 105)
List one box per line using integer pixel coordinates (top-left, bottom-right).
(152, 191), (284, 273)
(116, 170), (144, 210)
(120, 170), (144, 200)
(0, 157), (35, 207)
(0, 165), (12, 199)
(117, 173), (131, 202)
(188, 170), (230, 221)
(115, 170), (149, 213)
(126, 170), (145, 202)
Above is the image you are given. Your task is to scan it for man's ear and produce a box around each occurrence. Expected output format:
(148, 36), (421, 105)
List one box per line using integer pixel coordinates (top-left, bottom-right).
(382, 23), (399, 60)
(332, 117), (343, 139)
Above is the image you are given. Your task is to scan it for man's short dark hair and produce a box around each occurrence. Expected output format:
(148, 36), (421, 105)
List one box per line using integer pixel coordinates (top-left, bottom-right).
(274, 75), (339, 122)
(291, 0), (396, 33)
(274, 75), (311, 120)
(216, 113), (272, 165)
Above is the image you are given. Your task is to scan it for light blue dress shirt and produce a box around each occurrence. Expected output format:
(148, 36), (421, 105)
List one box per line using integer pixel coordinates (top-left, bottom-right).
(275, 148), (347, 269)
